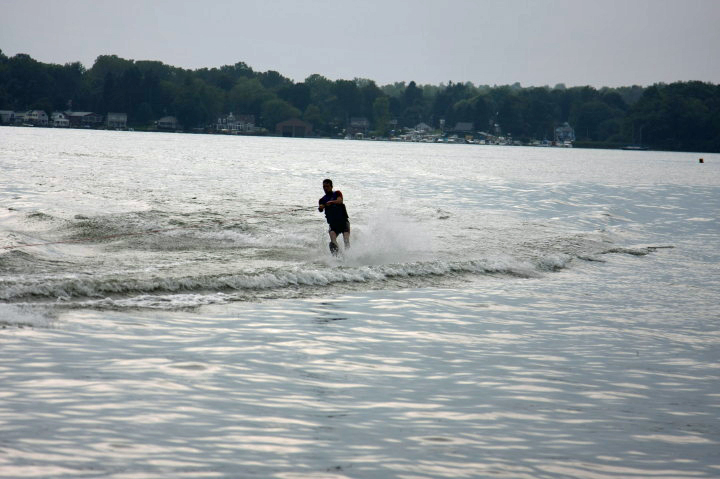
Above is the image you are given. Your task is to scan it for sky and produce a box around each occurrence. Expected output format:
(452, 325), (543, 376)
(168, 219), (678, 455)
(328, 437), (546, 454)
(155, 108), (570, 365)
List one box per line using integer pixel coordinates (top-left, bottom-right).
(2, 0), (719, 88)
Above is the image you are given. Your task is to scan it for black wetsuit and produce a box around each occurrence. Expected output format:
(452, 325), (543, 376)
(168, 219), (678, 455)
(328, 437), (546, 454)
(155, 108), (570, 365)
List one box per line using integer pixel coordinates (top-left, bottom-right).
(319, 190), (349, 235)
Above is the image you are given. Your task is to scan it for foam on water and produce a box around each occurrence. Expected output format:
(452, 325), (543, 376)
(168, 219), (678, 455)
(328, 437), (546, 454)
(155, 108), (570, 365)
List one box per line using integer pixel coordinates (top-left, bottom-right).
(4, 184), (622, 310)
(0, 257), (541, 304)
(326, 209), (437, 266)
(0, 198), (677, 312)
(0, 303), (54, 328)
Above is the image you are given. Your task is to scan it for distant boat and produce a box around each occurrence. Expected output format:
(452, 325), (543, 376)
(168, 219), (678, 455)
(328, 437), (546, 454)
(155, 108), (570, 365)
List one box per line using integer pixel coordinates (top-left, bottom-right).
(621, 145), (649, 151)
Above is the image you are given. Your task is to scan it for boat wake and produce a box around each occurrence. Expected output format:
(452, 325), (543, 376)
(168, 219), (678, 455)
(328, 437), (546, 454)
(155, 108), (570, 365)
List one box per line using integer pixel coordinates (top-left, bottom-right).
(0, 206), (671, 313)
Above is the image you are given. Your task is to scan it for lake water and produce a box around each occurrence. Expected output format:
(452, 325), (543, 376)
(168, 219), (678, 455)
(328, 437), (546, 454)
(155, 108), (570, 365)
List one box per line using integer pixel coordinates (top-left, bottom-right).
(1, 127), (719, 478)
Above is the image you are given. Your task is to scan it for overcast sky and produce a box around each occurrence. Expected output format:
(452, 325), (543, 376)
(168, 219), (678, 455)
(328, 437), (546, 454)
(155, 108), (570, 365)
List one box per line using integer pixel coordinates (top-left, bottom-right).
(2, 0), (719, 88)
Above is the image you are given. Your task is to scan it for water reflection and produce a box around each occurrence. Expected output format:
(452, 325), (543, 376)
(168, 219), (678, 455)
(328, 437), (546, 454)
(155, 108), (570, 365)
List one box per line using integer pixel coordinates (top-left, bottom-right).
(2, 274), (719, 478)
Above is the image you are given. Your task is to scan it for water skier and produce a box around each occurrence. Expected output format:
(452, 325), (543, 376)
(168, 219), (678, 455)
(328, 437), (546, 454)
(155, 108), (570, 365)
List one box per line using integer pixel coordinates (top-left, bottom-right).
(318, 178), (350, 255)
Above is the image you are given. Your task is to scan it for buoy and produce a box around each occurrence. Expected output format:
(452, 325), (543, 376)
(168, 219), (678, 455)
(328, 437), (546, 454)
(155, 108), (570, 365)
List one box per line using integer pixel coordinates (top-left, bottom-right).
(699, 158), (704, 163)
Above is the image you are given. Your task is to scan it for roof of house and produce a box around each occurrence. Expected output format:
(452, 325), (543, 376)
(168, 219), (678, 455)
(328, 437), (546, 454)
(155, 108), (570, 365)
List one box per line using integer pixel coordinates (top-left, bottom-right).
(66, 111), (99, 117)
(350, 117), (370, 126)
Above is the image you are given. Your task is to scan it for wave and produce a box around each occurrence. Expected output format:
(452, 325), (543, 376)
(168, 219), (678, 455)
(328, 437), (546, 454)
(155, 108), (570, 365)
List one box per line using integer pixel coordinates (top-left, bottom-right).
(1, 240), (673, 310)
(0, 303), (56, 327)
(0, 248), (74, 273)
(0, 254), (570, 305)
(1, 207), (673, 311)
(600, 245), (674, 256)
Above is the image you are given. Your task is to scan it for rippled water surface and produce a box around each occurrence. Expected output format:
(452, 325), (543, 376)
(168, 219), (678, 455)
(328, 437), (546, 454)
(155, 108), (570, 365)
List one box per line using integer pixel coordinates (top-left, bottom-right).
(1, 128), (719, 478)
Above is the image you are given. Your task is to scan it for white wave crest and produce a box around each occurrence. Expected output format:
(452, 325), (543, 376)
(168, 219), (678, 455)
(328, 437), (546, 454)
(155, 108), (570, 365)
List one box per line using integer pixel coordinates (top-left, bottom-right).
(0, 256), (548, 304)
(0, 304), (54, 328)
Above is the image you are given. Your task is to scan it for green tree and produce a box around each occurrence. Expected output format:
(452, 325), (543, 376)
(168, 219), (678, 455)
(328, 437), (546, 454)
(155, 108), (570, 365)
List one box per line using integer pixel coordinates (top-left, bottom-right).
(1, 51), (718, 151)
(372, 96), (391, 136)
(134, 102), (154, 126)
(4, 54), (53, 110)
(257, 70), (291, 90)
(261, 98), (301, 128)
(227, 77), (273, 116)
(403, 81), (423, 108)
(453, 95), (492, 133)
(357, 78), (383, 121)
(571, 100), (623, 141)
(432, 81), (471, 128)
(172, 76), (223, 128)
(303, 104), (324, 131)
(332, 79), (361, 121)
(629, 81), (720, 151)
(400, 81), (425, 127)
(380, 82), (406, 99)
(277, 82), (311, 112)
(46, 62), (87, 110)
(223, 62), (255, 79)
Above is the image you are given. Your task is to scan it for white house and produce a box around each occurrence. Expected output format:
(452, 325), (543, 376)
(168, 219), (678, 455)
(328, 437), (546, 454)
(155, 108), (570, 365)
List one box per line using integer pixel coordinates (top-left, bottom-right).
(51, 112), (70, 127)
(26, 110), (49, 126)
(157, 116), (180, 130)
(216, 112), (255, 133)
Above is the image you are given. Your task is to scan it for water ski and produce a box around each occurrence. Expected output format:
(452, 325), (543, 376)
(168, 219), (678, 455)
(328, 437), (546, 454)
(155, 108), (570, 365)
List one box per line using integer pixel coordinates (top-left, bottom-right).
(329, 242), (339, 256)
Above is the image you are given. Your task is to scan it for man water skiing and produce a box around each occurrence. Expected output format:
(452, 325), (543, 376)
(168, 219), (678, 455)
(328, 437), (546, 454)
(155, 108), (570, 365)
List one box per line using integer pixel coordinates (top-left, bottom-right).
(318, 178), (350, 255)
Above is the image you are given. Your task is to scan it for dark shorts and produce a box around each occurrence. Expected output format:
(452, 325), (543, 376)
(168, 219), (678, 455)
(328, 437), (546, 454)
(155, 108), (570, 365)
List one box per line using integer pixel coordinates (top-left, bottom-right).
(328, 219), (350, 236)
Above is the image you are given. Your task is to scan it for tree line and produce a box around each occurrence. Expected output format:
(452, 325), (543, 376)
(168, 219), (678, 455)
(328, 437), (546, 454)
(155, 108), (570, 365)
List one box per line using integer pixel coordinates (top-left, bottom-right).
(1, 50), (719, 152)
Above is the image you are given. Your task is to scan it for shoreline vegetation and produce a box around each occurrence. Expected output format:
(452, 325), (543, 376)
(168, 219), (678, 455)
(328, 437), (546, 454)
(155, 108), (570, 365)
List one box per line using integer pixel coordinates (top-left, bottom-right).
(1, 51), (719, 152)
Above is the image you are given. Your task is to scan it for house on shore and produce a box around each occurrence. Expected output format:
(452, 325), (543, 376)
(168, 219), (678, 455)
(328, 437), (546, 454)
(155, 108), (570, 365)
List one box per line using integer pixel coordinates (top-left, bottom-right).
(216, 112), (255, 133)
(26, 110), (49, 126)
(51, 112), (70, 127)
(276, 118), (312, 137)
(157, 116), (180, 130)
(107, 113), (127, 129)
(0, 111), (15, 125)
(347, 117), (370, 137)
(66, 111), (103, 128)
